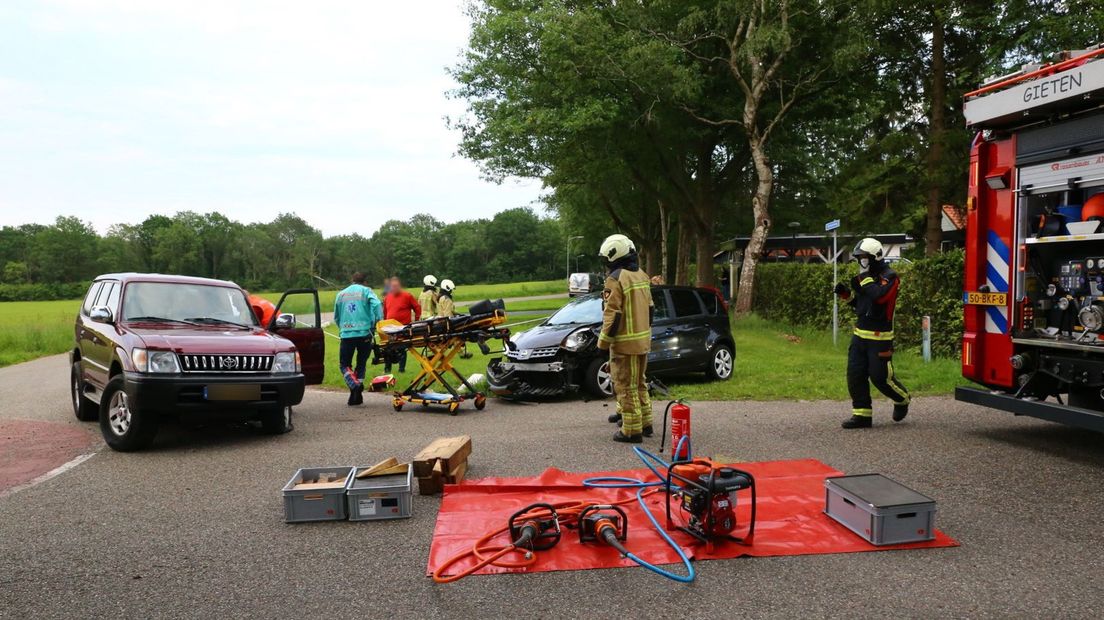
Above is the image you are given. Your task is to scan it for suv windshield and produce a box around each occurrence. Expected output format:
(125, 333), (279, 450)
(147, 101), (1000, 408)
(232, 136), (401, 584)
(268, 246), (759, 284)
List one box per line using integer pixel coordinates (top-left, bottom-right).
(122, 282), (257, 326)
(546, 294), (603, 325)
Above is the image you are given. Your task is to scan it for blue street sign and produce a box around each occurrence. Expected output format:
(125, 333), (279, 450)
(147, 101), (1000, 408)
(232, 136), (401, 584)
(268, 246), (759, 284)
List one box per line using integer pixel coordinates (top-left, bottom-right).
(824, 219), (840, 232)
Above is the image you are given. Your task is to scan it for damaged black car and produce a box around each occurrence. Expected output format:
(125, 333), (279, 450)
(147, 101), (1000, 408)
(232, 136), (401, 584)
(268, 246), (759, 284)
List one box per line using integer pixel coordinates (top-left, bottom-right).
(486, 285), (734, 399)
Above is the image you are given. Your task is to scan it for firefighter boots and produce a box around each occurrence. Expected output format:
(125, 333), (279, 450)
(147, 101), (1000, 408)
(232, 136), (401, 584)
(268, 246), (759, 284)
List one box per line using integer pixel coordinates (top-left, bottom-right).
(613, 430), (643, 444)
(841, 415), (873, 429)
(608, 413), (622, 424)
(642, 425), (653, 437)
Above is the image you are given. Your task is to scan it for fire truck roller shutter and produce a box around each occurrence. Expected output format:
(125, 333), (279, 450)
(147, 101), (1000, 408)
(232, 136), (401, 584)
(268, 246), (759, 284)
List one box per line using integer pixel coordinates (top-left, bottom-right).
(984, 229), (1011, 335)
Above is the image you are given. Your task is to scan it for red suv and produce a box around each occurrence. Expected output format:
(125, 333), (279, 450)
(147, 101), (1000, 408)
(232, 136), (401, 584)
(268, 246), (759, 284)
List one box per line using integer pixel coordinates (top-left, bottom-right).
(70, 273), (325, 451)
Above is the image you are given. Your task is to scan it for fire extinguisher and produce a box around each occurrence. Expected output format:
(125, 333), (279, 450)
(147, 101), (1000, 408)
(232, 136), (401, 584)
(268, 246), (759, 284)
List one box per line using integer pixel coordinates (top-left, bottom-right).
(659, 399), (691, 461)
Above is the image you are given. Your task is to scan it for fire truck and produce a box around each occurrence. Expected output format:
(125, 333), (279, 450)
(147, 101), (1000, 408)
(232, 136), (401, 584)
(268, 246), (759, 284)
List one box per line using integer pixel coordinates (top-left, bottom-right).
(956, 45), (1104, 431)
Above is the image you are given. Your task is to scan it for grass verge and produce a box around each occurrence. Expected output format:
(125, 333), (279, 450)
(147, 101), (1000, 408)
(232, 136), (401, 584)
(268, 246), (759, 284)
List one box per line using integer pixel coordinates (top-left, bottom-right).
(0, 300), (80, 367)
(665, 315), (967, 401)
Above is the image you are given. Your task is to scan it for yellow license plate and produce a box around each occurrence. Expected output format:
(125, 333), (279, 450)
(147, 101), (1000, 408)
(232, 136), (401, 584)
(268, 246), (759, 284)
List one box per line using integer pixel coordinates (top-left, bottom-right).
(964, 292), (1007, 306)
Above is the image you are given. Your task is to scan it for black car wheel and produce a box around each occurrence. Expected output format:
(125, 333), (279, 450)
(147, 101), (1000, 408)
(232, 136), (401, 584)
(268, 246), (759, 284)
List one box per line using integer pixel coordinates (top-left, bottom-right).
(260, 405), (294, 434)
(706, 344), (734, 381)
(71, 361), (98, 422)
(583, 357), (614, 398)
(99, 375), (158, 452)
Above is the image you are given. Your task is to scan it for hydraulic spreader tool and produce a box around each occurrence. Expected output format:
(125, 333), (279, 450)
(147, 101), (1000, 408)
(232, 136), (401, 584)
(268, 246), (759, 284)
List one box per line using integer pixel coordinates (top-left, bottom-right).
(374, 300), (512, 414)
(434, 418), (758, 584)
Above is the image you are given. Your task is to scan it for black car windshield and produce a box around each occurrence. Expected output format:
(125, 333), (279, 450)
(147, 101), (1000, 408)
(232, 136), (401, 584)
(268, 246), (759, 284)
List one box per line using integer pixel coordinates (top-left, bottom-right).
(546, 294), (603, 325)
(122, 282), (257, 326)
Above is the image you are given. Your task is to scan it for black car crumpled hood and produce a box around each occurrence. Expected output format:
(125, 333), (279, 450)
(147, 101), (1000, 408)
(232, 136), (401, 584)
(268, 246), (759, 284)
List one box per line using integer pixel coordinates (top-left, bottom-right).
(510, 323), (595, 349)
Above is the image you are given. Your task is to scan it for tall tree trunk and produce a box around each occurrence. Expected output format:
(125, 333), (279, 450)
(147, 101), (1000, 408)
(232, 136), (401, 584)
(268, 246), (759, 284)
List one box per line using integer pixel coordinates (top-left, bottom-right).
(693, 219), (715, 287)
(659, 201), (670, 282)
(675, 217), (691, 286)
(925, 5), (946, 256)
(735, 137), (774, 314)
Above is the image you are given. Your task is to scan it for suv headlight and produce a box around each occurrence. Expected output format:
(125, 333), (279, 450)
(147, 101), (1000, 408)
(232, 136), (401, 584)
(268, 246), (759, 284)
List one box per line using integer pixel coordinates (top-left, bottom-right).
(272, 351), (300, 374)
(131, 348), (181, 374)
(561, 329), (593, 351)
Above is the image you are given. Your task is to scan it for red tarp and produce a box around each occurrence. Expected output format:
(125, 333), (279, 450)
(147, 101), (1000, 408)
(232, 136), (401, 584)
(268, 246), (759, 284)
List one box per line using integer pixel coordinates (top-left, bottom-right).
(427, 459), (957, 577)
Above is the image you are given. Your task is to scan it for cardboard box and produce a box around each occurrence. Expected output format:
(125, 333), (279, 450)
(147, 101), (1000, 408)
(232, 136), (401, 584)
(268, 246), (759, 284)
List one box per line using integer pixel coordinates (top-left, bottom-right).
(413, 436), (472, 478)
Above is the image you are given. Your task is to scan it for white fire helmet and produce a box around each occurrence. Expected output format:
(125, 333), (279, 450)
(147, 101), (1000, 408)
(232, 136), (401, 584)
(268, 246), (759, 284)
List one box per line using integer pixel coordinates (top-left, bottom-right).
(440, 279), (455, 293)
(423, 275), (438, 287)
(598, 234), (636, 263)
(852, 238), (885, 261)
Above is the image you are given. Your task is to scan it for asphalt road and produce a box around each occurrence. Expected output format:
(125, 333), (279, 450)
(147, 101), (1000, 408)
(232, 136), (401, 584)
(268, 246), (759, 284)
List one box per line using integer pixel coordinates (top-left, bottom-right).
(2, 354), (1104, 619)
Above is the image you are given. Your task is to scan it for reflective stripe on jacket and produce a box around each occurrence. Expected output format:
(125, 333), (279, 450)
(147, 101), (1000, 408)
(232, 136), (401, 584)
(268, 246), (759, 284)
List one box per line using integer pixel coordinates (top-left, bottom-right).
(598, 268), (652, 355)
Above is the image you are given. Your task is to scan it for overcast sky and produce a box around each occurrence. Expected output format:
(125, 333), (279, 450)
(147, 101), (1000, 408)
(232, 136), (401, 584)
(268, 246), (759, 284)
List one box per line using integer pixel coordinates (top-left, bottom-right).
(0, 0), (543, 236)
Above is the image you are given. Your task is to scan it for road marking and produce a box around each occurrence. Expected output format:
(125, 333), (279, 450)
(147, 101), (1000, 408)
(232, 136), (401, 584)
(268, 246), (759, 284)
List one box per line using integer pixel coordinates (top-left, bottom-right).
(0, 450), (98, 500)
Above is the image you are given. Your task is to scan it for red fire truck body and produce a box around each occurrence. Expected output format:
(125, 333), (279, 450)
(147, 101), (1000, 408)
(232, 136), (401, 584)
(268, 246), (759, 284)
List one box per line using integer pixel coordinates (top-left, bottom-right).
(956, 46), (1104, 430)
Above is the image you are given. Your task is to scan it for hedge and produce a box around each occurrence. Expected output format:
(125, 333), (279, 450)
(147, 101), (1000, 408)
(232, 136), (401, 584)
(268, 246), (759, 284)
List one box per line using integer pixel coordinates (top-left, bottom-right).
(751, 250), (965, 358)
(0, 282), (90, 302)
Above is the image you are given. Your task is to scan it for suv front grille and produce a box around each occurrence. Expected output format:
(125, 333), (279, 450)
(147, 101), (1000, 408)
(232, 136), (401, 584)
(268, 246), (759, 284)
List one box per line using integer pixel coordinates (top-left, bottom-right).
(180, 354), (273, 373)
(506, 346), (560, 361)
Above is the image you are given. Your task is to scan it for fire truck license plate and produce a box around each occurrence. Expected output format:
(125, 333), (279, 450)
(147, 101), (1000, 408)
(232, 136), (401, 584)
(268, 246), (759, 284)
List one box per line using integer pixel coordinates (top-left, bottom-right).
(964, 292), (1007, 306)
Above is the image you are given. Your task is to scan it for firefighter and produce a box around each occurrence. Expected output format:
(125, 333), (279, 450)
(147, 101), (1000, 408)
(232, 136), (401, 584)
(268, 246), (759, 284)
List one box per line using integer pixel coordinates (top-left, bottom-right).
(334, 272), (383, 406)
(419, 275), (439, 319)
(437, 279), (456, 317)
(596, 234), (654, 443)
(834, 238), (911, 428)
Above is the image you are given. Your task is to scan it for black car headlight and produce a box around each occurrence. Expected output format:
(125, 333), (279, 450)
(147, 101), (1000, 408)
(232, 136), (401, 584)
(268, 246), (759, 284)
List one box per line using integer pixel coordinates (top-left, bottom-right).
(561, 329), (593, 351)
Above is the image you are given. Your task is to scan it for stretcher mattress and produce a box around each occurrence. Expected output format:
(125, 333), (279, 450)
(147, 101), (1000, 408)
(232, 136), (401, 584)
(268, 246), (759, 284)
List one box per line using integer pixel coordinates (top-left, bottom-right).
(427, 459), (956, 577)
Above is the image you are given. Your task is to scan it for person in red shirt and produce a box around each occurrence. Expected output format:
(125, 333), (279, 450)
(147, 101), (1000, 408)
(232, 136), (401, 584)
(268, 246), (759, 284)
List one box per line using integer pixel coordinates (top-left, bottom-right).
(382, 277), (421, 373)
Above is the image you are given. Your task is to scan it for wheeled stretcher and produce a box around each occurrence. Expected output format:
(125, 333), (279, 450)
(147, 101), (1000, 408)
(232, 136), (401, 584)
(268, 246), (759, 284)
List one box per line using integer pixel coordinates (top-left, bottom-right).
(374, 300), (512, 414)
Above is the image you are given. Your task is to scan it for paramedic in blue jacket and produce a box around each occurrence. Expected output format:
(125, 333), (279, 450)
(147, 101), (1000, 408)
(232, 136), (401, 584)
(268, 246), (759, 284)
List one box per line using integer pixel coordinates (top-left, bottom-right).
(334, 272), (383, 405)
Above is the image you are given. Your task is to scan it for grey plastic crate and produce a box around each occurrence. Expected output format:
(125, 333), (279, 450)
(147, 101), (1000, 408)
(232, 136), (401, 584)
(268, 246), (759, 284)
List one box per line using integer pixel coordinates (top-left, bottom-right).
(282, 466), (355, 523)
(824, 474), (936, 545)
(346, 464), (413, 521)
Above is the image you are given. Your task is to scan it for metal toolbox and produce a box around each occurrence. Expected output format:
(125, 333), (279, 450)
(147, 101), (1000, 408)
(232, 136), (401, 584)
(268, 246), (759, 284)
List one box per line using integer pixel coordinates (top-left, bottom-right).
(282, 466), (355, 523)
(346, 464), (414, 521)
(824, 474), (936, 545)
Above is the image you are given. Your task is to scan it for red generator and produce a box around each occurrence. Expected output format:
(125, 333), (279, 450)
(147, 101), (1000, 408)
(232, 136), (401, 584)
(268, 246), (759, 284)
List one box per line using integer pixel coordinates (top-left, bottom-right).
(956, 44), (1104, 430)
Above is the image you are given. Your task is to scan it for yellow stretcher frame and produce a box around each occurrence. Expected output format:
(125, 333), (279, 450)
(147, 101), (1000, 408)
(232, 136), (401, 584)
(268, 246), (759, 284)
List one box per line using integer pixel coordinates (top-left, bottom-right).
(375, 311), (509, 415)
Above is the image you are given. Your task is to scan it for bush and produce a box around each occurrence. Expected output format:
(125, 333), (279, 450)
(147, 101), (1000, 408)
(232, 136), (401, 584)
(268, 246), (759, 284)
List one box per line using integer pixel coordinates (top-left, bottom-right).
(0, 282), (90, 302)
(751, 250), (964, 358)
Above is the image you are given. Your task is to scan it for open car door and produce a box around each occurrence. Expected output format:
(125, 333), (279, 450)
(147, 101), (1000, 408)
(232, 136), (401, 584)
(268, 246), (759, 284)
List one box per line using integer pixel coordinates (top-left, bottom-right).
(270, 288), (325, 385)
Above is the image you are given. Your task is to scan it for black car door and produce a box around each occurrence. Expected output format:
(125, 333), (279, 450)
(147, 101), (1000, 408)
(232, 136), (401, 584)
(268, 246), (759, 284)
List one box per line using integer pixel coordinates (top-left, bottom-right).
(648, 289), (678, 371)
(667, 288), (711, 366)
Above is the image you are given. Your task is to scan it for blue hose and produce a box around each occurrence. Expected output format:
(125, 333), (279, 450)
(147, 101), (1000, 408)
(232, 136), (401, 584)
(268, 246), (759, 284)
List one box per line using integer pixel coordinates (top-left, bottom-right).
(581, 436), (695, 582)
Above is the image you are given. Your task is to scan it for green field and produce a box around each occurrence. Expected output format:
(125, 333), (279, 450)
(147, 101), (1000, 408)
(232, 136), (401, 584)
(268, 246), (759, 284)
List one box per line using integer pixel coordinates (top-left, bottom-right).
(665, 315), (966, 401)
(257, 279), (566, 316)
(0, 299), (80, 367)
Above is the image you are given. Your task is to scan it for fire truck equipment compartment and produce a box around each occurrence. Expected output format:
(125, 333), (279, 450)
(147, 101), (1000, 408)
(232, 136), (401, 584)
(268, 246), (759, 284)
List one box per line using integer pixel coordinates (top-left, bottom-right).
(824, 474), (936, 546)
(282, 466), (356, 522)
(426, 459), (956, 577)
(346, 464), (413, 521)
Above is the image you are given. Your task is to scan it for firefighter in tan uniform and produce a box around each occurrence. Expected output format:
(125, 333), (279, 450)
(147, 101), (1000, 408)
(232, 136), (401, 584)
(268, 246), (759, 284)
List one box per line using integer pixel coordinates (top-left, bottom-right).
(418, 275), (438, 320)
(436, 279), (456, 317)
(596, 234), (654, 444)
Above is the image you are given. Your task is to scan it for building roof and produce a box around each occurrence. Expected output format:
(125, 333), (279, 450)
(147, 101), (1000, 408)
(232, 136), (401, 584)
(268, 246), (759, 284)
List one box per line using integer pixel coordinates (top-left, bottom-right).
(942, 204), (967, 230)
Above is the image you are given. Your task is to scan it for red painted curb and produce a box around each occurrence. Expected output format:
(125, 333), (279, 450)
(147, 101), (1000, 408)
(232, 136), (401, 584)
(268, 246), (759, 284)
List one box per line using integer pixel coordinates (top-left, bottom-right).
(0, 420), (97, 493)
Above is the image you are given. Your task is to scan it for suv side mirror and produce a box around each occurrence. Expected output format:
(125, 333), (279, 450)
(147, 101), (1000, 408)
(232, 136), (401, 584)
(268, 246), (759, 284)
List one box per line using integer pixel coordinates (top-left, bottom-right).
(90, 306), (114, 324)
(273, 313), (295, 329)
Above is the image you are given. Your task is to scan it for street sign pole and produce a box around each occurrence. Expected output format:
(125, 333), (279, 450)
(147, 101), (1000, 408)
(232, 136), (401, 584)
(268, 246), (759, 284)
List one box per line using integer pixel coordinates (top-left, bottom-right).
(825, 219), (841, 346)
(833, 229), (838, 346)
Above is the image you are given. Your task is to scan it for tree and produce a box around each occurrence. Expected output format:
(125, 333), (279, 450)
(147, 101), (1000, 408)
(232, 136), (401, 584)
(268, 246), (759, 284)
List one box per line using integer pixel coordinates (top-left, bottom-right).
(653, 0), (863, 311)
(30, 217), (100, 283)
